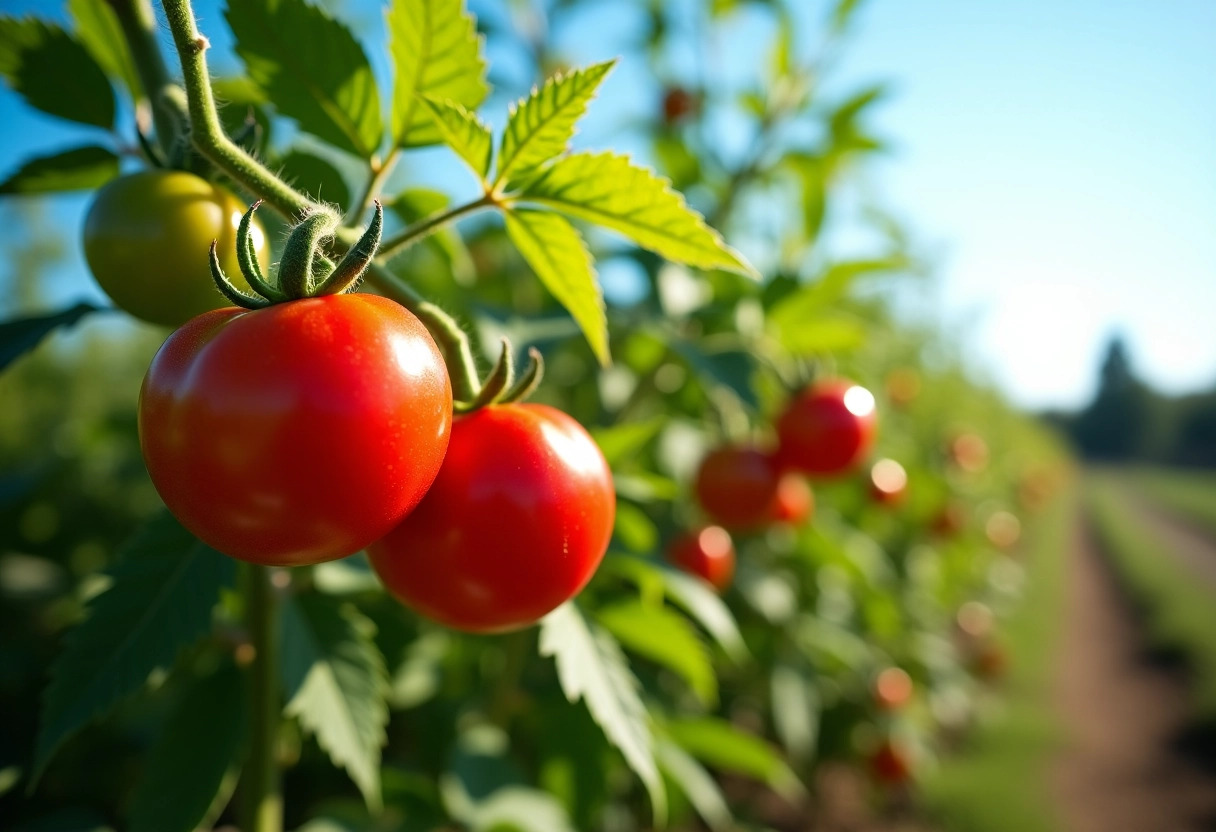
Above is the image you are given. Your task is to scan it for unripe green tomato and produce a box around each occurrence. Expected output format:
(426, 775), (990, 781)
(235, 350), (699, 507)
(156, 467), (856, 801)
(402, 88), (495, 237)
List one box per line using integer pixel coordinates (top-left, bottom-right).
(83, 170), (267, 327)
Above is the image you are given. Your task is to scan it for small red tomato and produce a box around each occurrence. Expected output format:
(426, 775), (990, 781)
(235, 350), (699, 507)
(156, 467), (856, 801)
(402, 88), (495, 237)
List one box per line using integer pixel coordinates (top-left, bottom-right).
(874, 667), (913, 711)
(667, 526), (735, 592)
(870, 738), (913, 785)
(775, 381), (877, 476)
(772, 473), (814, 525)
(662, 87), (697, 123)
(368, 404), (615, 634)
(948, 432), (989, 473)
(869, 458), (907, 505)
(139, 295), (452, 565)
(694, 446), (779, 529)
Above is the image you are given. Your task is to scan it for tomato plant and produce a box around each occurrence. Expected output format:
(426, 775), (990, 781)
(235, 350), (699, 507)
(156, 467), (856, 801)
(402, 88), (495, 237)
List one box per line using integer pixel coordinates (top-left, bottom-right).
(84, 170), (267, 327)
(369, 404), (615, 633)
(776, 380), (878, 476)
(0, 0), (1072, 830)
(140, 292), (452, 564)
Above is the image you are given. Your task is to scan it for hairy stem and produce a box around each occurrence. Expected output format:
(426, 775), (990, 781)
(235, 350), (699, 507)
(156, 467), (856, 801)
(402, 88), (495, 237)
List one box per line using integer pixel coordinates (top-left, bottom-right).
(346, 149), (399, 226)
(241, 565), (282, 832)
(157, 0), (488, 401)
(111, 0), (180, 158)
(377, 193), (497, 262)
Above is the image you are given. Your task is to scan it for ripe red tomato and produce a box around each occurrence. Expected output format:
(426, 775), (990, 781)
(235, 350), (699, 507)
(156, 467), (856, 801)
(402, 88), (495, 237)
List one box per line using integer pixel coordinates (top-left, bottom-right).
(139, 295), (452, 565)
(368, 404), (615, 633)
(772, 473), (814, 525)
(667, 526), (735, 592)
(870, 739), (913, 785)
(662, 87), (697, 122)
(694, 446), (779, 529)
(868, 458), (907, 505)
(84, 170), (268, 327)
(775, 381), (877, 476)
(874, 667), (913, 710)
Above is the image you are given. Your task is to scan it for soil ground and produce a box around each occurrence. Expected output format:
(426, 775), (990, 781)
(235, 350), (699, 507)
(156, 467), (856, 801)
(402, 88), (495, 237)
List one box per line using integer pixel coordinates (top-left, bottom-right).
(1048, 516), (1216, 832)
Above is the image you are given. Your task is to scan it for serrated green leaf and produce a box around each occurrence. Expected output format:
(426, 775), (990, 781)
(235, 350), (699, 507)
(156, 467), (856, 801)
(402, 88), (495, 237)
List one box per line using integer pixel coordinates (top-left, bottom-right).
(278, 148), (351, 207)
(281, 594), (388, 811)
(517, 152), (757, 278)
(497, 60), (616, 187)
(0, 303), (98, 374)
(596, 600), (717, 706)
(539, 603), (665, 822)
(387, 0), (489, 147)
(665, 717), (803, 800)
(656, 740), (732, 832)
(588, 418), (666, 467)
(658, 568), (749, 664)
(504, 208), (609, 366)
(128, 660), (246, 832)
(226, 0), (382, 158)
(32, 512), (235, 782)
(0, 146), (118, 196)
(68, 0), (139, 101)
(0, 17), (113, 128)
(419, 97), (492, 179)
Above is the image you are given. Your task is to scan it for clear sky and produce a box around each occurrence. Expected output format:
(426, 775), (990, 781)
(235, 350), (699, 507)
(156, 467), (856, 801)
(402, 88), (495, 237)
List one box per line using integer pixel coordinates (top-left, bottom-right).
(1, 0), (1213, 410)
(825, 0), (1216, 408)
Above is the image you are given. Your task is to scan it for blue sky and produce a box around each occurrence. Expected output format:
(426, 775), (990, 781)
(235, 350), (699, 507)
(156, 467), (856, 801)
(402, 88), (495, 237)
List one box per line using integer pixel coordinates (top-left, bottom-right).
(1, 0), (1213, 409)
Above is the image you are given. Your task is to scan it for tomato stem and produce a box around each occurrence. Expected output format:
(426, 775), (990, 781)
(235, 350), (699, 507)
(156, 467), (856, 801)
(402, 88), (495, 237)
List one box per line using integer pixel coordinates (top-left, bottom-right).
(111, 0), (180, 160)
(376, 193), (498, 261)
(346, 150), (400, 227)
(241, 564), (283, 832)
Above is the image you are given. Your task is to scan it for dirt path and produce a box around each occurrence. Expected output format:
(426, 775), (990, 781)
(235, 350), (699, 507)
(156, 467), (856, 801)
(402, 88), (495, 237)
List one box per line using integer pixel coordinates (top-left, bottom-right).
(1049, 518), (1216, 832)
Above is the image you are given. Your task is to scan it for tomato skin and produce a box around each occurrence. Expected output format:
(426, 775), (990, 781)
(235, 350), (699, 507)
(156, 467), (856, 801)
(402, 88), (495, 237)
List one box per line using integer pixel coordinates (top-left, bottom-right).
(667, 526), (735, 592)
(139, 294), (452, 565)
(694, 446), (779, 529)
(870, 739), (913, 785)
(84, 170), (268, 327)
(368, 404), (615, 634)
(772, 473), (814, 525)
(775, 381), (877, 476)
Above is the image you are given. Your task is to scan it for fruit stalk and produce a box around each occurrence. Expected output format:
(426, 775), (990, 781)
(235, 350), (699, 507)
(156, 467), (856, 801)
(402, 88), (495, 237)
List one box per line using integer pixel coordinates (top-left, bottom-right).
(110, 0), (180, 158)
(241, 564), (283, 832)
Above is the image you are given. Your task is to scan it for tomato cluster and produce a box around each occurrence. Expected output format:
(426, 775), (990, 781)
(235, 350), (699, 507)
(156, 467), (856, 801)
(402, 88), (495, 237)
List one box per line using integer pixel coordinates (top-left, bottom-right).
(669, 379), (908, 590)
(132, 201), (615, 633)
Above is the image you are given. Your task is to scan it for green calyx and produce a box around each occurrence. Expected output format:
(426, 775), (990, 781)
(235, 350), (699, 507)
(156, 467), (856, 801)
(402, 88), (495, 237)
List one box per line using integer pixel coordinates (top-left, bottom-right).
(455, 342), (545, 413)
(210, 201), (384, 310)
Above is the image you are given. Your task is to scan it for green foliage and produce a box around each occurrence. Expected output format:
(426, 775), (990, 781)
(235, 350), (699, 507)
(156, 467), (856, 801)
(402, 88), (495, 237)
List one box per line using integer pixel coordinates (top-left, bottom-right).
(596, 600), (717, 706)
(497, 61), (616, 187)
(0, 17), (113, 128)
(67, 0), (139, 101)
(664, 717), (802, 801)
(0, 146), (118, 196)
(277, 149), (352, 207)
(281, 594), (389, 810)
(128, 660), (247, 832)
(0, 303), (99, 372)
(517, 152), (757, 278)
(539, 603), (666, 821)
(504, 208), (607, 365)
(655, 740), (733, 832)
(387, 0), (489, 147)
(33, 513), (236, 782)
(420, 98), (493, 180)
(226, 0), (383, 157)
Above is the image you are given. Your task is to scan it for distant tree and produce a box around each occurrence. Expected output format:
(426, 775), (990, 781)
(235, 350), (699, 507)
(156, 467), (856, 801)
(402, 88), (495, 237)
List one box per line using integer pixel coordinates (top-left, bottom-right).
(1071, 335), (1156, 461)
